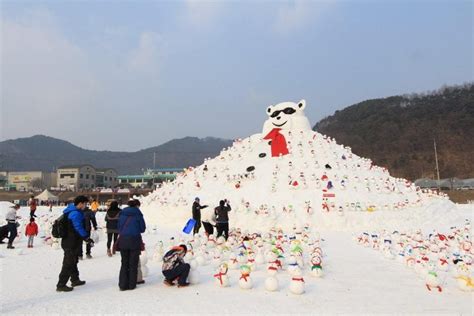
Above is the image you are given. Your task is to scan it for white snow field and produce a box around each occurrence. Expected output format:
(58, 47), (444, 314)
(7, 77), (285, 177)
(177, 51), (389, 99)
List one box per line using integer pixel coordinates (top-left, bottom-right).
(1, 102), (473, 314)
(0, 205), (472, 315)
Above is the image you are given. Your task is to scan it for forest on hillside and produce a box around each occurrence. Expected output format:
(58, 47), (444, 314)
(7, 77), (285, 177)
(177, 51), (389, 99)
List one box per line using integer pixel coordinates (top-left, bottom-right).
(314, 84), (474, 180)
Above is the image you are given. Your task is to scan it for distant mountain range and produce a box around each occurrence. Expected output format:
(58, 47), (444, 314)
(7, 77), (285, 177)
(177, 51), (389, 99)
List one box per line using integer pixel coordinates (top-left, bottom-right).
(314, 83), (474, 180)
(0, 135), (233, 174)
(2, 83), (473, 179)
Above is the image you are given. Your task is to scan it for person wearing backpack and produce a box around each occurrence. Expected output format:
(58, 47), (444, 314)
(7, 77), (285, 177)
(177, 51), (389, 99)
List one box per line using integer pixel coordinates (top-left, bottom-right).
(162, 244), (190, 287)
(116, 199), (146, 291)
(79, 205), (98, 259)
(105, 200), (121, 257)
(56, 195), (94, 292)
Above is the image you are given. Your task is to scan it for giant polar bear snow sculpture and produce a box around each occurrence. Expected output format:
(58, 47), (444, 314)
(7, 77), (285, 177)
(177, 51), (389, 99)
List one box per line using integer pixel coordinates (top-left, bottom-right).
(262, 99), (312, 157)
(262, 99), (312, 135)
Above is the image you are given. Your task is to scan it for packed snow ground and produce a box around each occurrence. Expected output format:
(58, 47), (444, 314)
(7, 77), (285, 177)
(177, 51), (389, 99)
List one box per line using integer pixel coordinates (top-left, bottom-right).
(0, 205), (472, 315)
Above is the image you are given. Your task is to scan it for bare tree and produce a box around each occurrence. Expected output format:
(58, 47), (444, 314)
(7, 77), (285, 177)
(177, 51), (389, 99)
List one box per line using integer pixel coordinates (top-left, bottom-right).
(30, 177), (44, 190)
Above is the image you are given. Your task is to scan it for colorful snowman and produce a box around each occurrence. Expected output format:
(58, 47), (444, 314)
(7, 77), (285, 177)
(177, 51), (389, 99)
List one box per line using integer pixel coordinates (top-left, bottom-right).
(214, 263), (230, 287)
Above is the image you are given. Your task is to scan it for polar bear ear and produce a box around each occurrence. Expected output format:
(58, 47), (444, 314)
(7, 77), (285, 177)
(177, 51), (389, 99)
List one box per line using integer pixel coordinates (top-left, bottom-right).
(266, 105), (273, 116)
(297, 100), (306, 110)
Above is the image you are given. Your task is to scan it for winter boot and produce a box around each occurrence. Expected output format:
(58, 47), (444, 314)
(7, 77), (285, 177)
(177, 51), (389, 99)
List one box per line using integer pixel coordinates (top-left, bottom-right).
(107, 249), (112, 257)
(56, 285), (74, 292)
(163, 279), (175, 287)
(177, 282), (190, 288)
(71, 280), (86, 287)
(7, 244), (15, 249)
(86, 254), (92, 259)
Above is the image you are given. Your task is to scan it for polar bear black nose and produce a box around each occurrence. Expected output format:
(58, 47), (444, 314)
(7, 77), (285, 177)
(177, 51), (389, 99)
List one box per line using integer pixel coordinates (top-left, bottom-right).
(277, 116), (281, 120)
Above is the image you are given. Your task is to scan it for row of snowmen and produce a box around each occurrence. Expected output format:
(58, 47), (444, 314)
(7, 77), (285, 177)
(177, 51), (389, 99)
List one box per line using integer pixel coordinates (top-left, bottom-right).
(354, 219), (473, 292)
(151, 227), (324, 294)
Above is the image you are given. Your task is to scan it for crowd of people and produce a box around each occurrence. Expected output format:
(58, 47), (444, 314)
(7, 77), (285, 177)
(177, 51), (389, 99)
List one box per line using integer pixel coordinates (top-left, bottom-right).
(2, 194), (233, 292)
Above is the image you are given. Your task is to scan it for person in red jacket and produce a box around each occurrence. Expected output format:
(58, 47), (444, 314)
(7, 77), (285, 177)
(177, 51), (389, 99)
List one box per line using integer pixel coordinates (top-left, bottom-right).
(25, 217), (39, 248)
(29, 196), (37, 219)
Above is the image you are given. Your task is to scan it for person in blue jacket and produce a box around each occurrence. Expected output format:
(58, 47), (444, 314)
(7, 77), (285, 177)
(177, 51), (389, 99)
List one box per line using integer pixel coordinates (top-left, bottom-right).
(56, 195), (94, 292)
(116, 199), (146, 291)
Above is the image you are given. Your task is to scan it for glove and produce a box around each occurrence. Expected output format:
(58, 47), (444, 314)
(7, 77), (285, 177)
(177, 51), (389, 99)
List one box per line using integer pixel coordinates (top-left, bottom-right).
(85, 238), (95, 248)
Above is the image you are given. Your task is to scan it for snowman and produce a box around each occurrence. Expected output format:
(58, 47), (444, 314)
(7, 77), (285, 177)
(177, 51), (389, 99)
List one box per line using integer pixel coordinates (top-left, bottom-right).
(238, 265), (253, 290)
(228, 253), (239, 270)
(437, 254), (450, 272)
(247, 252), (257, 271)
(140, 250), (149, 278)
(289, 268), (305, 295)
(255, 249), (265, 265)
(265, 264), (279, 292)
(424, 263), (442, 292)
(286, 255), (299, 276)
(310, 255), (323, 278)
(214, 263), (230, 287)
(188, 260), (200, 285)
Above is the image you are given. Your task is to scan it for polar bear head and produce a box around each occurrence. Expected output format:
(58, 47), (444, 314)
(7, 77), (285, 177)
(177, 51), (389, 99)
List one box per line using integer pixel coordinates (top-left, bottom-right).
(262, 99), (312, 135)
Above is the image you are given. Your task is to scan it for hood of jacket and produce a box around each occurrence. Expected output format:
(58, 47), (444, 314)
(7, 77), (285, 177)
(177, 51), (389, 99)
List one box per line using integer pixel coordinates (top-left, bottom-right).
(63, 204), (80, 215)
(121, 206), (140, 217)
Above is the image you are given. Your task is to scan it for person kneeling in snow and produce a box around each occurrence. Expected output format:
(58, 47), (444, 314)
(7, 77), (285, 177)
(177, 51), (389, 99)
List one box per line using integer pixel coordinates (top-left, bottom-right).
(162, 244), (190, 287)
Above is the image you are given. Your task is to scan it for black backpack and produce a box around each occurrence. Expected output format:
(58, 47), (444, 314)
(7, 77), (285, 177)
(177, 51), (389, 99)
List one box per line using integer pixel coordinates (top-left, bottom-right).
(51, 214), (68, 238)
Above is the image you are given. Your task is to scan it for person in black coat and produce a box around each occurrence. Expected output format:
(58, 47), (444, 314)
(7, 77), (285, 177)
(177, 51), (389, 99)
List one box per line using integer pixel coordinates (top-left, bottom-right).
(116, 199), (146, 291)
(78, 206), (97, 259)
(56, 196), (94, 292)
(105, 201), (121, 257)
(215, 199), (231, 240)
(192, 197), (208, 235)
(0, 224), (9, 243)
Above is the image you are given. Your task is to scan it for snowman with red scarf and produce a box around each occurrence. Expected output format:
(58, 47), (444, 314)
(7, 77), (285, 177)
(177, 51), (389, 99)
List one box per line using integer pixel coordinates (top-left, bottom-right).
(262, 100), (312, 158)
(214, 263), (230, 287)
(289, 267), (305, 295)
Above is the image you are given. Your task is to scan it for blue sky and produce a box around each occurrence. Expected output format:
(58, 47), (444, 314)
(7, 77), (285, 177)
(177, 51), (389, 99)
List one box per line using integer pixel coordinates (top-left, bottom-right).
(1, 0), (472, 151)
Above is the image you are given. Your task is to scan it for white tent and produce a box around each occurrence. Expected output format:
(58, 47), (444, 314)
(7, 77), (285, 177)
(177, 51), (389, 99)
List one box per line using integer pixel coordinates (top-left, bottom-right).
(35, 189), (59, 201)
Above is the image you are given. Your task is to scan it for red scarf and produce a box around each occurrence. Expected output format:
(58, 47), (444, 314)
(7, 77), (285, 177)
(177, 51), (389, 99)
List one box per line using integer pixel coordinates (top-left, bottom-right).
(292, 277), (305, 282)
(240, 273), (250, 281)
(214, 272), (226, 285)
(263, 128), (289, 157)
(271, 259), (282, 269)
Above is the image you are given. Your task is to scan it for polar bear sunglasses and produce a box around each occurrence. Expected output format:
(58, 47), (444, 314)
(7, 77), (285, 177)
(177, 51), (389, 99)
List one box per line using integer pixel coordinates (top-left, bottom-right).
(270, 107), (296, 118)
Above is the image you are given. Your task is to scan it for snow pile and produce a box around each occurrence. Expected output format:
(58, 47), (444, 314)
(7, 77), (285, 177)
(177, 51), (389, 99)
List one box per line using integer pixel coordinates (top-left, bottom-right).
(140, 100), (452, 232)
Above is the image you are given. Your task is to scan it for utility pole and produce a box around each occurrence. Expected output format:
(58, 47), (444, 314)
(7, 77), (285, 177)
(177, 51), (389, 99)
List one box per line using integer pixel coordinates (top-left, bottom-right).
(434, 139), (441, 191)
(153, 152), (156, 189)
